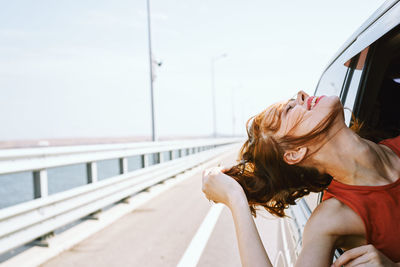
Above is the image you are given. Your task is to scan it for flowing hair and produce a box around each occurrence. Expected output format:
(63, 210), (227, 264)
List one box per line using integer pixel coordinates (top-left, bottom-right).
(225, 100), (343, 217)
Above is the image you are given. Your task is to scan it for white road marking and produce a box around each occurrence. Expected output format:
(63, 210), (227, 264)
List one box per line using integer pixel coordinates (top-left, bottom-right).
(176, 203), (224, 267)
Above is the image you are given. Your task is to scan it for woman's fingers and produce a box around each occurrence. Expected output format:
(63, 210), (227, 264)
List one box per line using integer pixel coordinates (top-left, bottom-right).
(203, 166), (225, 177)
(221, 166), (230, 173)
(202, 168), (215, 198)
(340, 254), (369, 267)
(332, 246), (370, 267)
(332, 245), (395, 267)
(201, 166), (241, 205)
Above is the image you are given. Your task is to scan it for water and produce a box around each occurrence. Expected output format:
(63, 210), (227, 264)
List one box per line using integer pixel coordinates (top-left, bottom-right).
(0, 172), (34, 208)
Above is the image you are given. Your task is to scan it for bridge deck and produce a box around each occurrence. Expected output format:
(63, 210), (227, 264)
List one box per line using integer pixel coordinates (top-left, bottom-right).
(40, 152), (279, 267)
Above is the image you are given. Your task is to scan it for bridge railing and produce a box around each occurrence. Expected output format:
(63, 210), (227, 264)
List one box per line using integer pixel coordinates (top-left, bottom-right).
(0, 138), (241, 256)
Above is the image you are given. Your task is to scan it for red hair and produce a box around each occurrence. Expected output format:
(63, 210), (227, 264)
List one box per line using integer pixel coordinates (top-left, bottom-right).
(225, 100), (343, 217)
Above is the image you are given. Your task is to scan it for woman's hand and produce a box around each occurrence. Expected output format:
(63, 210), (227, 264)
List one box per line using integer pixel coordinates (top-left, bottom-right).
(202, 166), (246, 207)
(332, 244), (397, 267)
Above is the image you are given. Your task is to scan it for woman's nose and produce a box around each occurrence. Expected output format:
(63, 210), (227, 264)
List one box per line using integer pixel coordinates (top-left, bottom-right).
(296, 91), (309, 105)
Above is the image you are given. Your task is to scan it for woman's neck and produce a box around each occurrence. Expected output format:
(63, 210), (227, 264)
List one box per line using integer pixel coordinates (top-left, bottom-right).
(309, 127), (400, 186)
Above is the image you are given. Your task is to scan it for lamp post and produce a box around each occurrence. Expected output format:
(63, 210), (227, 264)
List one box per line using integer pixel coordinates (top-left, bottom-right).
(146, 0), (156, 141)
(231, 87), (236, 136)
(211, 53), (227, 138)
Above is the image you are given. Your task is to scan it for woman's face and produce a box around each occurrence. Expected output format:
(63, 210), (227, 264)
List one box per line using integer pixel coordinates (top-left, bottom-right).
(275, 91), (343, 139)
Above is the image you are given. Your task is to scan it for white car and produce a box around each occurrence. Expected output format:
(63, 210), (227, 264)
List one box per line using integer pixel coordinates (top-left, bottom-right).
(276, 0), (400, 265)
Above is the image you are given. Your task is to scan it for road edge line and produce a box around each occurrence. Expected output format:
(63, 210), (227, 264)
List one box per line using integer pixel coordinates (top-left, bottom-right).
(177, 204), (224, 267)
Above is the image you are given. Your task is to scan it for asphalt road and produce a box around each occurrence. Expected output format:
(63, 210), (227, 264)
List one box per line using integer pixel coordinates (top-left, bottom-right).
(41, 152), (280, 267)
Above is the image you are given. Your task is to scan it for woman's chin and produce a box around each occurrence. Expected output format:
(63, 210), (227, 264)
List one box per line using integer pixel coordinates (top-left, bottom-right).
(323, 95), (341, 106)
(322, 95), (343, 113)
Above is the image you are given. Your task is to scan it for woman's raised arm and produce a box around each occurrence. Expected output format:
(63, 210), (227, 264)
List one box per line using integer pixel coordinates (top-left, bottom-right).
(228, 189), (273, 267)
(202, 167), (272, 267)
(202, 168), (340, 267)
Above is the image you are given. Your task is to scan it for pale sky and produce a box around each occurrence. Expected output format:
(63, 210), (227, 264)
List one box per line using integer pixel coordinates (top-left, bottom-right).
(0, 0), (386, 141)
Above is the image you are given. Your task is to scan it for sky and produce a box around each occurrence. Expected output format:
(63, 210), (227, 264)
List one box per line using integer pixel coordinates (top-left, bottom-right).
(0, 0), (386, 141)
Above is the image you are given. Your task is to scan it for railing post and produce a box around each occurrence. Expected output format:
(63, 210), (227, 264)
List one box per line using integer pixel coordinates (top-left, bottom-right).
(159, 152), (163, 163)
(170, 150), (174, 160)
(33, 232), (54, 247)
(33, 169), (48, 198)
(119, 158), (128, 174)
(142, 154), (149, 168)
(86, 162), (98, 183)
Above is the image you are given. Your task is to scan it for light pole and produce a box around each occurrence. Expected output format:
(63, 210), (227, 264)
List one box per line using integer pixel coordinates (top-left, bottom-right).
(146, 0), (156, 141)
(211, 53), (227, 138)
(231, 87), (236, 136)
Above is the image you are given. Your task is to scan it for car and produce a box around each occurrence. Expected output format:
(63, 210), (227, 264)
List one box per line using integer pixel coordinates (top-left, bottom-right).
(275, 0), (400, 266)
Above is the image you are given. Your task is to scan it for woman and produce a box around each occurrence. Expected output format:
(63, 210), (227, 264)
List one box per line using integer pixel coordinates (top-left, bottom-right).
(202, 91), (400, 266)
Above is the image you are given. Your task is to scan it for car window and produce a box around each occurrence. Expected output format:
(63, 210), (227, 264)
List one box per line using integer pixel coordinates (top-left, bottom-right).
(342, 47), (370, 125)
(314, 60), (350, 97)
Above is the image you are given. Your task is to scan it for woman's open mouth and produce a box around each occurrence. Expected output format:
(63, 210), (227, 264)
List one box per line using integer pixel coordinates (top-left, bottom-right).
(307, 96), (325, 110)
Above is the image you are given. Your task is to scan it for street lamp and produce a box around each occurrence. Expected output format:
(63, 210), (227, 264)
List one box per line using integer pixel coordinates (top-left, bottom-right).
(231, 87), (236, 137)
(146, 0), (156, 141)
(211, 53), (227, 138)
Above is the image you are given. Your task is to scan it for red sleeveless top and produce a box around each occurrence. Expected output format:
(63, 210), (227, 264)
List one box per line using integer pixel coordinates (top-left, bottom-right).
(322, 135), (400, 262)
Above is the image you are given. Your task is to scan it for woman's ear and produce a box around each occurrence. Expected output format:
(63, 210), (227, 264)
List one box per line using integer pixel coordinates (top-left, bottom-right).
(283, 147), (307, 165)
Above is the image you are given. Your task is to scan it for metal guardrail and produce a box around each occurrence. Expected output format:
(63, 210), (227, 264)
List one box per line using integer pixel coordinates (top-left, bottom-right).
(0, 138), (241, 198)
(0, 138), (241, 256)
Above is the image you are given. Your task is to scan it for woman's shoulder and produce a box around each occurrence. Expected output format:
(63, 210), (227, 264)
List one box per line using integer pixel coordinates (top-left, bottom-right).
(298, 198), (368, 263)
(379, 135), (400, 158)
(303, 197), (365, 238)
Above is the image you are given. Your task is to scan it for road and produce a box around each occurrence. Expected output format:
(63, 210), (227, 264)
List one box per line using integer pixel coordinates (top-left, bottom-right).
(40, 151), (280, 267)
